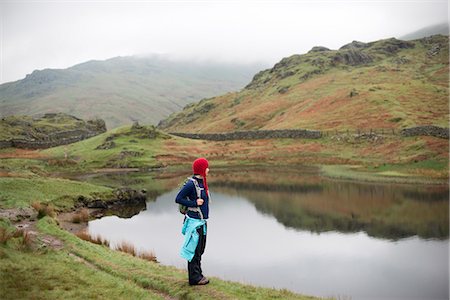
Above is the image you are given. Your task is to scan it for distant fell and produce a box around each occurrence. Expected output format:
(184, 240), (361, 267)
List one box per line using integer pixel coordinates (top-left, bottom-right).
(400, 23), (449, 40)
(159, 35), (449, 133)
(0, 56), (264, 128)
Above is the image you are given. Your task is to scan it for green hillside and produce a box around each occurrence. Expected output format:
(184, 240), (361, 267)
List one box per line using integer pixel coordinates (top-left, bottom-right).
(159, 35), (449, 133)
(0, 113), (105, 142)
(0, 56), (264, 129)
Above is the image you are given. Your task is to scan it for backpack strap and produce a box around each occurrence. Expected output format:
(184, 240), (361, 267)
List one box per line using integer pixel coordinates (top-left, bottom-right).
(187, 178), (204, 220)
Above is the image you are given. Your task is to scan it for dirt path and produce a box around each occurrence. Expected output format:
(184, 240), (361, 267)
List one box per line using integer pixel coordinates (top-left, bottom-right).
(1, 208), (65, 250)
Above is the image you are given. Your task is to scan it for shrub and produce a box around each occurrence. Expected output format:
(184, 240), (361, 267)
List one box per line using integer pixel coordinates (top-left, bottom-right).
(138, 250), (158, 263)
(18, 230), (33, 250)
(0, 227), (14, 244)
(75, 230), (109, 247)
(31, 201), (56, 219)
(115, 241), (136, 256)
(71, 208), (89, 223)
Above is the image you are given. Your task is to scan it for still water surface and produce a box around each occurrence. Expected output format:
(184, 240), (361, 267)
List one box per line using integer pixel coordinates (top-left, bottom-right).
(87, 169), (449, 300)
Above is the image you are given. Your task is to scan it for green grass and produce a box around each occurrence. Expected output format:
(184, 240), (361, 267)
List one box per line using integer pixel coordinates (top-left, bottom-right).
(0, 177), (111, 209)
(0, 219), (163, 300)
(5, 217), (317, 300)
(43, 125), (165, 171)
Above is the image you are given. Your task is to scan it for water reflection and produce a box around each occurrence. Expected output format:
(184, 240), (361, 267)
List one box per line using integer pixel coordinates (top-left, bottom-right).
(220, 182), (449, 240)
(89, 188), (449, 300)
(81, 168), (449, 240)
(85, 168), (449, 299)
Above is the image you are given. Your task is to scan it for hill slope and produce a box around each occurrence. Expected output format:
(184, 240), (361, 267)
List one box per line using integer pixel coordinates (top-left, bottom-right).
(0, 113), (106, 149)
(159, 35), (449, 133)
(400, 23), (449, 40)
(0, 56), (264, 129)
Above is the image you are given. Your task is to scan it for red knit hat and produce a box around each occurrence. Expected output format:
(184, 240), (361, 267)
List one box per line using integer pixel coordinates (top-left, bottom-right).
(193, 157), (209, 194)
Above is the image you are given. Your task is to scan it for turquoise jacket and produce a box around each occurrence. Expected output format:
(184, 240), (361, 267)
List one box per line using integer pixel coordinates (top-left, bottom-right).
(180, 216), (207, 262)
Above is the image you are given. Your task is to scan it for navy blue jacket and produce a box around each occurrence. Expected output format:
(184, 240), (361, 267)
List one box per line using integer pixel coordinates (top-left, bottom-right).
(175, 176), (209, 219)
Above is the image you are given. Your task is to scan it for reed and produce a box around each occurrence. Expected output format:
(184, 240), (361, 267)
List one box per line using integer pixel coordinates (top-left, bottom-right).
(115, 241), (136, 256)
(71, 208), (90, 223)
(75, 230), (109, 247)
(138, 250), (158, 263)
(31, 201), (56, 219)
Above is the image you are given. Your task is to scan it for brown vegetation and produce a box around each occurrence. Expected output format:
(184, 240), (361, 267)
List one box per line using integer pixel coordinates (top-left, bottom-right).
(31, 201), (56, 219)
(75, 230), (110, 247)
(114, 240), (158, 262)
(71, 208), (90, 223)
(115, 240), (136, 256)
(0, 227), (14, 244)
(138, 250), (158, 263)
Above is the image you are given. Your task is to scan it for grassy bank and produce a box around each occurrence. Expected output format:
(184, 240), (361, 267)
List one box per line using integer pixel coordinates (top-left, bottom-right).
(0, 217), (320, 300)
(0, 123), (442, 184)
(0, 177), (112, 209)
(0, 124), (447, 299)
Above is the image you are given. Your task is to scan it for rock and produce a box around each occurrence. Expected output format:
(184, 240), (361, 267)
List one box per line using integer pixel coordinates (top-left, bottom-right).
(371, 38), (415, 55)
(311, 58), (326, 67)
(300, 69), (323, 81)
(391, 56), (410, 65)
(87, 118), (107, 132)
(427, 44), (441, 57)
(119, 150), (143, 158)
(332, 50), (373, 66)
(131, 121), (143, 130)
(279, 70), (295, 79)
(339, 41), (368, 50)
(95, 140), (116, 150)
(87, 200), (108, 209)
(349, 89), (359, 97)
(278, 86), (290, 94)
(308, 46), (331, 53)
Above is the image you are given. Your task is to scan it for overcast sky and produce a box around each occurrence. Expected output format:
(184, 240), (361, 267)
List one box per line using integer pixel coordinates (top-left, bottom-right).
(0, 0), (448, 84)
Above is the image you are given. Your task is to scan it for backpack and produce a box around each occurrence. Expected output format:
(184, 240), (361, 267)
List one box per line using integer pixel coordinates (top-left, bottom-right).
(179, 177), (204, 220)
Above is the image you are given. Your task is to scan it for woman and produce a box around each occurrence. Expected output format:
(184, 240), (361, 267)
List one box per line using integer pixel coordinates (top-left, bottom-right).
(175, 157), (210, 286)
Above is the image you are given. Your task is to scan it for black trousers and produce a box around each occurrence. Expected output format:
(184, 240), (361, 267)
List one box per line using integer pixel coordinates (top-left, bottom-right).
(188, 224), (207, 285)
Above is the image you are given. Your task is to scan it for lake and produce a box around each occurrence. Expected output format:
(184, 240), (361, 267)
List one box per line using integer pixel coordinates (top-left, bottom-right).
(86, 167), (449, 300)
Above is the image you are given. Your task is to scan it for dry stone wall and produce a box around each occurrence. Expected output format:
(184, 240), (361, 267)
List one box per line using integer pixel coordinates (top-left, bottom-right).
(171, 126), (449, 141)
(401, 125), (449, 139)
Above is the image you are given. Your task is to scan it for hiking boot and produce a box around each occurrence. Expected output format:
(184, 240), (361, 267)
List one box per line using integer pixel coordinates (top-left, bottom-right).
(197, 277), (209, 285)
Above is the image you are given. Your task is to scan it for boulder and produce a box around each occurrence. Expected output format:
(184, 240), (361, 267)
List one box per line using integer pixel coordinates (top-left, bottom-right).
(339, 41), (368, 50)
(332, 50), (373, 66)
(308, 46), (331, 53)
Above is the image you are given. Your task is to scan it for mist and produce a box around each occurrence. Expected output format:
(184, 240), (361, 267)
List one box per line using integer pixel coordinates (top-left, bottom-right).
(1, 0), (448, 83)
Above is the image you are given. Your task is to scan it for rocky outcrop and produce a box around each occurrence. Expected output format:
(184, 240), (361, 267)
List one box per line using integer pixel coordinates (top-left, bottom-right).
(308, 46), (331, 53)
(339, 40), (369, 50)
(369, 38), (415, 55)
(79, 187), (147, 209)
(401, 126), (449, 139)
(332, 50), (373, 66)
(0, 113), (106, 149)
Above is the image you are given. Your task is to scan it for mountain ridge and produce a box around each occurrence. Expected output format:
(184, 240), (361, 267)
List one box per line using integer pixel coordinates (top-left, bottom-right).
(0, 56), (265, 129)
(158, 35), (449, 133)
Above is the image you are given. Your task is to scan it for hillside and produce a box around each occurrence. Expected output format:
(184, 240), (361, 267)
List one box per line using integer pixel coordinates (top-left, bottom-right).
(400, 23), (449, 40)
(159, 35), (449, 133)
(0, 56), (264, 129)
(0, 113), (106, 149)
